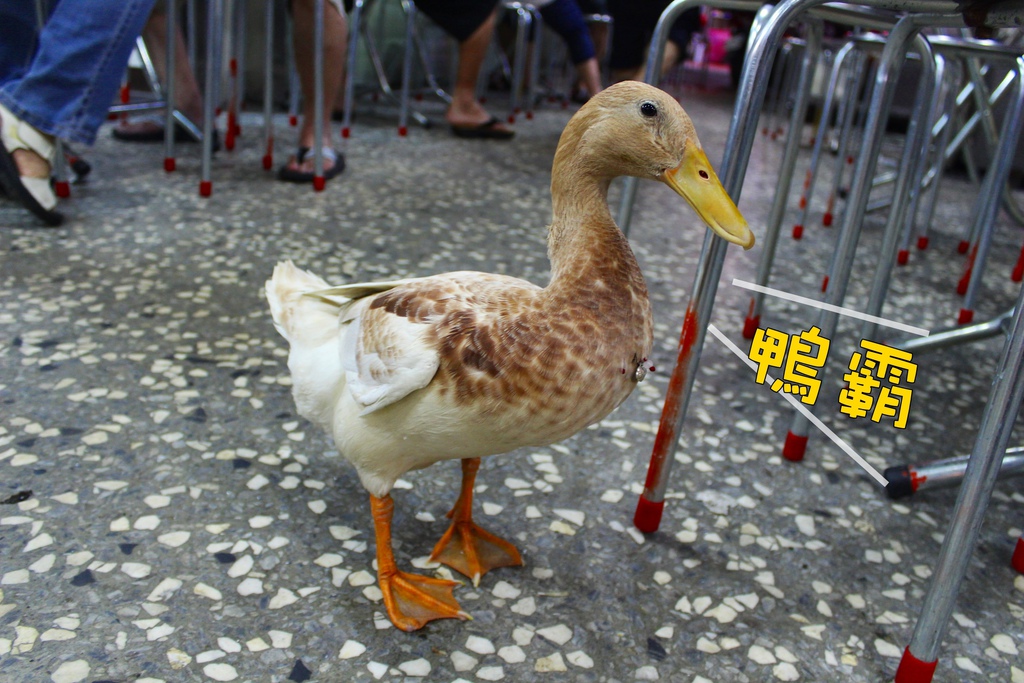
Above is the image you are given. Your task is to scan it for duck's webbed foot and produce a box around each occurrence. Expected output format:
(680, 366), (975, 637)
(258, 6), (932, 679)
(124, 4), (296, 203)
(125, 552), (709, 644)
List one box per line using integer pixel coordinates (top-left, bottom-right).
(378, 568), (469, 631)
(429, 457), (524, 586)
(370, 493), (470, 631)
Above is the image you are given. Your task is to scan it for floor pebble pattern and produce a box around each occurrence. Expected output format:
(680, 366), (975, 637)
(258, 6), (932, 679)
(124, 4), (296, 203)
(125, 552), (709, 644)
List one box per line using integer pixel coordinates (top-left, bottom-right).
(1, 88), (1024, 682)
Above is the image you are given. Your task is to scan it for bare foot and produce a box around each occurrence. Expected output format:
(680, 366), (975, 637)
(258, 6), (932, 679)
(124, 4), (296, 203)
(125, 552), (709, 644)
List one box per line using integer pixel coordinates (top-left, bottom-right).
(283, 150), (340, 176)
(445, 98), (510, 132)
(12, 147), (49, 180)
(278, 146), (345, 183)
(115, 119), (164, 137)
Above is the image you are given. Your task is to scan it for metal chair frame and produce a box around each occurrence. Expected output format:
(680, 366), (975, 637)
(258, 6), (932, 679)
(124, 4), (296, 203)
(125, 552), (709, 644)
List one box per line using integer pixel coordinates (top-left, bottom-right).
(625, 2), (1024, 681)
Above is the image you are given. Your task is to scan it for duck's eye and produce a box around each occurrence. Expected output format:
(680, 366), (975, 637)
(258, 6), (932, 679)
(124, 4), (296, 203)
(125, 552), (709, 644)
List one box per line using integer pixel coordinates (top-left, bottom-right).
(640, 101), (658, 118)
(699, 170), (709, 179)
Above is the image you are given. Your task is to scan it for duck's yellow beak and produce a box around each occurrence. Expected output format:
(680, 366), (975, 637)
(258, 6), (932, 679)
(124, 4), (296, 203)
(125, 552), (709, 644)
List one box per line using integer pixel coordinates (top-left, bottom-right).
(663, 146), (754, 250)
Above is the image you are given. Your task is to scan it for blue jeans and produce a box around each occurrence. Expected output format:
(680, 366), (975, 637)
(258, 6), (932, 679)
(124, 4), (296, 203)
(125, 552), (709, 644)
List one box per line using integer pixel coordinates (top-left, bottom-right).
(0, 0), (157, 145)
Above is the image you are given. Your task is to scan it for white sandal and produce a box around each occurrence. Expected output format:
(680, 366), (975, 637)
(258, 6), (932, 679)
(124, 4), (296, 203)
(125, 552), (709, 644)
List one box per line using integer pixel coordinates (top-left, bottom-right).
(0, 102), (62, 226)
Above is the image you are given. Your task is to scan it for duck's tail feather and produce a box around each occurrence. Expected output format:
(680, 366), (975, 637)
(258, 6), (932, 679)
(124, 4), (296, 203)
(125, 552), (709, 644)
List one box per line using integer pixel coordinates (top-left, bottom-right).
(266, 260), (342, 346)
(266, 261), (347, 429)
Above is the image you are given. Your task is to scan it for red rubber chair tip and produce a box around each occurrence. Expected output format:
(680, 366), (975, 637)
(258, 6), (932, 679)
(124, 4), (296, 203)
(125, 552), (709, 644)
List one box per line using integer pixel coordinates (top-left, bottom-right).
(261, 155), (272, 170)
(54, 181), (70, 199)
(289, 115), (298, 127)
(199, 181), (212, 197)
(1012, 537), (1024, 574)
(822, 212), (833, 227)
(398, 126), (408, 137)
(956, 277), (969, 296)
(894, 647), (938, 683)
(783, 431), (808, 462)
(897, 250), (909, 266)
(917, 236), (929, 250)
(163, 158), (176, 173)
(341, 128), (350, 139)
(792, 225), (803, 240)
(526, 111), (534, 120)
(958, 308), (974, 325)
(507, 115), (516, 124)
(742, 315), (761, 340)
(633, 497), (665, 534)
(798, 196), (807, 209)
(957, 240), (969, 254)
(313, 176), (326, 192)
(762, 127), (768, 135)
(846, 156), (854, 164)
(821, 275), (829, 293)
(1013, 264), (1024, 283)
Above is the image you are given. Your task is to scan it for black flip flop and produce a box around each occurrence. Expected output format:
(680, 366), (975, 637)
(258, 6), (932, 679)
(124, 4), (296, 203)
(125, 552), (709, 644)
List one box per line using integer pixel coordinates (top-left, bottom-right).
(451, 116), (514, 140)
(277, 147), (345, 184)
(0, 131), (63, 226)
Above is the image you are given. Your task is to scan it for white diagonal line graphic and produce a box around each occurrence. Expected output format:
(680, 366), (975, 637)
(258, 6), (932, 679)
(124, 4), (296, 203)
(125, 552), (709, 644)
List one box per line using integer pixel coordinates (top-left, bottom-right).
(732, 279), (929, 337)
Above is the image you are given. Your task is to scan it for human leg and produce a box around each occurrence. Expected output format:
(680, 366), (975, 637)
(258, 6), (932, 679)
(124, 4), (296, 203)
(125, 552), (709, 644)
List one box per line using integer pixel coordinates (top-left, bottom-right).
(538, 0), (602, 97)
(115, 3), (205, 140)
(413, 0), (511, 136)
(281, 0), (348, 181)
(448, 9), (504, 129)
(607, 0), (698, 82)
(0, 0), (157, 145)
(662, 7), (700, 76)
(0, 0), (156, 224)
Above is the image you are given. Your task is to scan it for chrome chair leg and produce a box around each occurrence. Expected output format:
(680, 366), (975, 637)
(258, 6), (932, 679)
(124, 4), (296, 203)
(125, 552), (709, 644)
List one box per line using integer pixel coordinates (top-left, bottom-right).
(199, 0), (223, 197)
(742, 30), (830, 340)
(261, 0), (275, 170)
(164, 0), (178, 173)
(897, 226), (1024, 681)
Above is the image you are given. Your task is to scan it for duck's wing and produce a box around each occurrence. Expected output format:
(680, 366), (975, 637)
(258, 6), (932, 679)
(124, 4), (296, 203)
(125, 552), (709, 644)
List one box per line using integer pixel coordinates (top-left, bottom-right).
(304, 279), (421, 305)
(339, 292), (442, 416)
(335, 273), (544, 417)
(334, 275), (477, 416)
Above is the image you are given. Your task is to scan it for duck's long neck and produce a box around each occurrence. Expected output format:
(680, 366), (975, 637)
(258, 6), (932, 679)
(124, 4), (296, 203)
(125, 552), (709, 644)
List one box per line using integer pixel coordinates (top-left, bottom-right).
(547, 137), (641, 292)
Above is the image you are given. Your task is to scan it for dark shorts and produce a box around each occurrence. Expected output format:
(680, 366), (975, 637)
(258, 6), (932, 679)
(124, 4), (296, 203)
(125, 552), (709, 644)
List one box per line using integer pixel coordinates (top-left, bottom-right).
(413, 0), (500, 42)
(577, 0), (608, 14)
(607, 1), (701, 71)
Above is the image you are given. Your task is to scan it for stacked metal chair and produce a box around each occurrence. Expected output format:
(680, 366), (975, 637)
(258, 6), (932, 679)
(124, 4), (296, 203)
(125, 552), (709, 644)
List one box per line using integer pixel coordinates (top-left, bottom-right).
(622, 2), (1024, 682)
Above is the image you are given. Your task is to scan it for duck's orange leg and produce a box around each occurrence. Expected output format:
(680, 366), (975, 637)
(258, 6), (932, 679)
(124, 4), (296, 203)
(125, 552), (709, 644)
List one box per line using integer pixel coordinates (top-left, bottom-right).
(370, 493), (469, 631)
(429, 457), (524, 586)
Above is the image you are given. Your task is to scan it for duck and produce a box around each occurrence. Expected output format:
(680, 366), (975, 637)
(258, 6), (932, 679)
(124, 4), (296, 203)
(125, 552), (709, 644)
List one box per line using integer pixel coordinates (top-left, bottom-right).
(265, 81), (754, 632)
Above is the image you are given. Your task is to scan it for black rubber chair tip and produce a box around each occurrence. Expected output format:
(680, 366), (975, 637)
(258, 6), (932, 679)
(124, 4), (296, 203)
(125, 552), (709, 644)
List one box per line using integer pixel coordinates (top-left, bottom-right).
(884, 465), (914, 500)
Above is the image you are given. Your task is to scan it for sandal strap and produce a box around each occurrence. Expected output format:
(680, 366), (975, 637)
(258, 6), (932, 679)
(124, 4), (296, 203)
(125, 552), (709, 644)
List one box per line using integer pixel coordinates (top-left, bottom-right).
(0, 102), (55, 165)
(297, 146), (338, 165)
(21, 175), (57, 211)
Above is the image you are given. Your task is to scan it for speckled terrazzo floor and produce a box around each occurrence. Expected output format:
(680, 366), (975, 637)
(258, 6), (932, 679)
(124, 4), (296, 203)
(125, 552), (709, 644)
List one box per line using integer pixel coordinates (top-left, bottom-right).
(2, 82), (1024, 683)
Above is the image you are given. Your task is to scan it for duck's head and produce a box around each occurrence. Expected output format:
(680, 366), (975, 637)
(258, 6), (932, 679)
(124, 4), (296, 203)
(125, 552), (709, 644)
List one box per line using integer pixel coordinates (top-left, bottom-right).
(559, 81), (754, 250)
